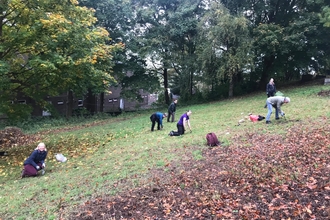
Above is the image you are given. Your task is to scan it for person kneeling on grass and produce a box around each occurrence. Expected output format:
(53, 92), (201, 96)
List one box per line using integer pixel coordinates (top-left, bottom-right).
(265, 96), (290, 124)
(21, 142), (47, 178)
(169, 110), (192, 136)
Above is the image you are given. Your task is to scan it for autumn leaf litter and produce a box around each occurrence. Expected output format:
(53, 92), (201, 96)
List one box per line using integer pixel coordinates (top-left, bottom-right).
(68, 117), (330, 220)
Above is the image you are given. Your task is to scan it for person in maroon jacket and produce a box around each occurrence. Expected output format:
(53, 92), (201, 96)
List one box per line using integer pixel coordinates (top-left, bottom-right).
(21, 142), (47, 178)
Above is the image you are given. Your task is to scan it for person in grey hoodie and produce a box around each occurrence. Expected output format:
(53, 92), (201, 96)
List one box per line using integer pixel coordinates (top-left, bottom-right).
(265, 96), (290, 124)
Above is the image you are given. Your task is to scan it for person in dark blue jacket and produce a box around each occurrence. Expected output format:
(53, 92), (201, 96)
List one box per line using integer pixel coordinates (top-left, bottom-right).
(150, 112), (167, 131)
(21, 142), (47, 178)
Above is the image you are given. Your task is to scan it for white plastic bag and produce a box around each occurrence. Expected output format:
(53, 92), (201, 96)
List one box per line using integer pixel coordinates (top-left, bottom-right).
(275, 91), (284, 96)
(55, 153), (67, 162)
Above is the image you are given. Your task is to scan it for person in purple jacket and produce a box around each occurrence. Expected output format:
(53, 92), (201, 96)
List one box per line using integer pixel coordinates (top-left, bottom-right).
(21, 142), (47, 178)
(169, 110), (192, 136)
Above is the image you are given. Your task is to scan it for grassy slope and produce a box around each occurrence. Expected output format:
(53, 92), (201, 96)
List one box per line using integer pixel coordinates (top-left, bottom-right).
(0, 83), (329, 219)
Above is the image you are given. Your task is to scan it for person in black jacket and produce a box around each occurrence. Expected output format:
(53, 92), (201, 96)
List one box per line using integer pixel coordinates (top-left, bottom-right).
(264, 78), (276, 108)
(167, 99), (177, 122)
(21, 142), (47, 178)
(266, 78), (276, 97)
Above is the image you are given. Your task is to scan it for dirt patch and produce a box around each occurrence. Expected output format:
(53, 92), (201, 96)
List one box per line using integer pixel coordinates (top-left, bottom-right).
(68, 119), (330, 220)
(317, 90), (330, 97)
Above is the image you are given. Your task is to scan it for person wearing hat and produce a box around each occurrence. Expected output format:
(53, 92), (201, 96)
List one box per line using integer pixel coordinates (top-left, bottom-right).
(265, 96), (290, 124)
(150, 112), (167, 131)
(21, 142), (47, 178)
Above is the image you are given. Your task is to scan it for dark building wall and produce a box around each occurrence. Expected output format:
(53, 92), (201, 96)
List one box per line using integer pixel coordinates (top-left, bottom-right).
(14, 86), (156, 117)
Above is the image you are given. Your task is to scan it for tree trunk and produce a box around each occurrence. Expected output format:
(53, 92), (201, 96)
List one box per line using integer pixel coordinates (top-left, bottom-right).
(190, 71), (193, 95)
(66, 90), (73, 119)
(163, 68), (170, 105)
(228, 75), (234, 98)
(85, 89), (96, 115)
(259, 55), (275, 90)
(99, 92), (104, 112)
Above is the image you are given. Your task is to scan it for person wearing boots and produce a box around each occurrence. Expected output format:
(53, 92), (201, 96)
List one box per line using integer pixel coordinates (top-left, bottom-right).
(150, 112), (167, 131)
(167, 99), (177, 122)
(265, 96), (290, 124)
(21, 142), (47, 178)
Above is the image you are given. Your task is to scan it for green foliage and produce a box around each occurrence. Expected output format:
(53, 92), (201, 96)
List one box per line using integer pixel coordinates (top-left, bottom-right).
(221, 0), (330, 86)
(320, 6), (330, 27)
(0, 103), (32, 122)
(133, 0), (206, 102)
(198, 3), (253, 97)
(2, 0), (330, 122)
(79, 0), (159, 98)
(0, 0), (122, 121)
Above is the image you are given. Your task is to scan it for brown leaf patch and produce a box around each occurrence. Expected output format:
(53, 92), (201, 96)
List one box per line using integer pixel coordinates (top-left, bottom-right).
(68, 118), (330, 219)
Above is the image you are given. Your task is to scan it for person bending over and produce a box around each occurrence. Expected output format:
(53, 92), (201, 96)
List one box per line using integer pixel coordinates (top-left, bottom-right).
(150, 112), (167, 131)
(265, 96), (290, 124)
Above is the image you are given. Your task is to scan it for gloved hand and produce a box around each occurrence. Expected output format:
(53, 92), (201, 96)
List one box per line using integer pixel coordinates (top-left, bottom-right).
(42, 163), (46, 168)
(36, 165), (40, 170)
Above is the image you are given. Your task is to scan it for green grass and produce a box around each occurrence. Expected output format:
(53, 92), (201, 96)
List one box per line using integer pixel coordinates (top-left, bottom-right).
(0, 83), (329, 219)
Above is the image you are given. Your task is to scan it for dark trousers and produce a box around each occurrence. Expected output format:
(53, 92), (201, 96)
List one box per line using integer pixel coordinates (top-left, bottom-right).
(150, 114), (160, 131)
(171, 124), (184, 136)
(167, 111), (175, 122)
(22, 163), (42, 177)
(267, 92), (274, 98)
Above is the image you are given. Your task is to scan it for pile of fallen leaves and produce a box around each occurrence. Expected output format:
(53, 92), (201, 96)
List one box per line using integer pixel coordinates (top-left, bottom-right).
(69, 118), (330, 220)
(317, 89), (330, 97)
(0, 127), (36, 150)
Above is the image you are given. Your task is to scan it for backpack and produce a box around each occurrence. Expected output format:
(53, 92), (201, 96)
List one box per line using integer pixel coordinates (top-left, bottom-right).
(206, 132), (220, 147)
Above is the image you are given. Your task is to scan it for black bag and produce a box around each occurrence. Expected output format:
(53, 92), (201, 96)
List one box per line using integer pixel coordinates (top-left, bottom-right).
(257, 115), (265, 121)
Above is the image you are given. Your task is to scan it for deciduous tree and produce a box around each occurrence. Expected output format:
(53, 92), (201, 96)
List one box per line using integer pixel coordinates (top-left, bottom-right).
(198, 2), (252, 97)
(0, 0), (122, 120)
